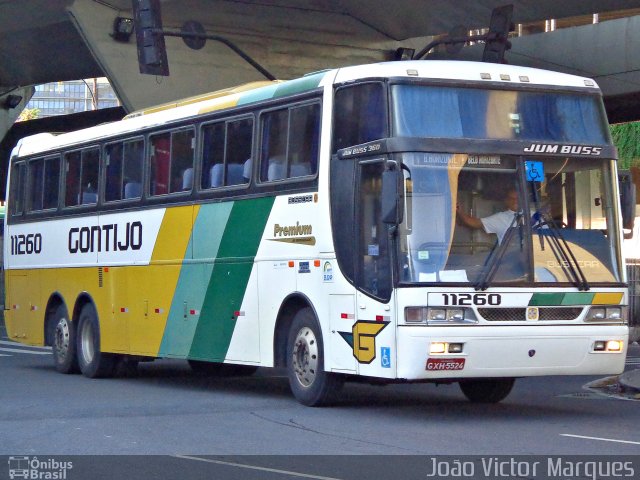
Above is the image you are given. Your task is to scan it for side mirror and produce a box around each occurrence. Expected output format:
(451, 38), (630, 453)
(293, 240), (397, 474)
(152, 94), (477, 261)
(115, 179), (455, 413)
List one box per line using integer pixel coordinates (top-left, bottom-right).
(619, 170), (636, 237)
(381, 165), (404, 225)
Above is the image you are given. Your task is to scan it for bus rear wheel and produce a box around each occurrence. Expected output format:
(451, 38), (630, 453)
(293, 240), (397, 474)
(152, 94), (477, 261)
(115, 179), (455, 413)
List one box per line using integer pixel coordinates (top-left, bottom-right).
(287, 307), (342, 407)
(76, 303), (116, 378)
(51, 305), (78, 374)
(459, 378), (515, 403)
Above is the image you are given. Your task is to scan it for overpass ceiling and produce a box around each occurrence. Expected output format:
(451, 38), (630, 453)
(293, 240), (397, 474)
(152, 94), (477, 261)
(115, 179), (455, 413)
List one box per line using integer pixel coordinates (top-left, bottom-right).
(2, 0), (640, 90)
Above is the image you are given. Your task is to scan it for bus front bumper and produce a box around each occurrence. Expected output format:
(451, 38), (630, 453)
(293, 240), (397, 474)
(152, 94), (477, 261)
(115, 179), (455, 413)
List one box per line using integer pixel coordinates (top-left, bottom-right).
(396, 324), (629, 380)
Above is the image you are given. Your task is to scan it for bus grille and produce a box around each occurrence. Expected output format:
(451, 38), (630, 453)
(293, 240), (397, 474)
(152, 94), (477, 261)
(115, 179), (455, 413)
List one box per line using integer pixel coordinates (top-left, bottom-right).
(478, 307), (583, 322)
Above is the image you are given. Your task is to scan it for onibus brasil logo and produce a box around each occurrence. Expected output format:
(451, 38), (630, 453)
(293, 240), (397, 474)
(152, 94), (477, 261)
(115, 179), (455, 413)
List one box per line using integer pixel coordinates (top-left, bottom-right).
(8, 456), (73, 479)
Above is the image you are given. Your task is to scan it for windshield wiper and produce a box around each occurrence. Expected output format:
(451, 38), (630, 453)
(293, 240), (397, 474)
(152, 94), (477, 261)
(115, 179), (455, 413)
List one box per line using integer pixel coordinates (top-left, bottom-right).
(474, 213), (522, 291)
(536, 216), (590, 291)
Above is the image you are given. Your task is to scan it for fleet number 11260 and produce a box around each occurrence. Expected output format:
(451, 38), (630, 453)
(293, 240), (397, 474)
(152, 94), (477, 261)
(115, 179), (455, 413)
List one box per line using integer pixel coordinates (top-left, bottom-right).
(441, 293), (501, 306)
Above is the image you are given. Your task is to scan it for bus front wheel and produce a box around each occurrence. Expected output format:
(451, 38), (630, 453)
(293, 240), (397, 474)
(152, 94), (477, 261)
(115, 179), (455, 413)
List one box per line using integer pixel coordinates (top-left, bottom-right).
(286, 307), (342, 407)
(459, 378), (515, 403)
(76, 303), (116, 378)
(51, 305), (78, 374)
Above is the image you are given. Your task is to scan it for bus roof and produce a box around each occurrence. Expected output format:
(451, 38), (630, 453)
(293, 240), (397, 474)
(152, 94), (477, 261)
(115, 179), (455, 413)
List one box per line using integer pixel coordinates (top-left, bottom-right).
(12, 60), (601, 159)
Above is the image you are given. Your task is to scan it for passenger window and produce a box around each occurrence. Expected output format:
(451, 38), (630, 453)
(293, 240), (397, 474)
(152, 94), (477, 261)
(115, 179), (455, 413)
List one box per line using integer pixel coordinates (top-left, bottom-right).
(105, 138), (144, 201)
(28, 156), (60, 211)
(201, 118), (252, 189)
(10, 163), (26, 216)
(259, 102), (319, 183)
(150, 128), (194, 196)
(64, 147), (99, 207)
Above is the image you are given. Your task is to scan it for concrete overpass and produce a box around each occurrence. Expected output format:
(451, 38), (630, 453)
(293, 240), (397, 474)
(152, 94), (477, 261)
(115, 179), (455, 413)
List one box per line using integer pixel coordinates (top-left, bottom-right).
(2, 0), (640, 160)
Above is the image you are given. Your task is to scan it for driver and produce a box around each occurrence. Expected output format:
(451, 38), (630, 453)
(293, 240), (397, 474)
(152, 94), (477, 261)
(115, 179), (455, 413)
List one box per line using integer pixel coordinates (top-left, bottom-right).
(456, 188), (519, 244)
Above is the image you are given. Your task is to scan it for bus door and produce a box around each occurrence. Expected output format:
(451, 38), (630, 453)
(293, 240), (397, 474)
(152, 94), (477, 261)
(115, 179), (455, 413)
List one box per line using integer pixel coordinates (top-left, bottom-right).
(351, 158), (397, 378)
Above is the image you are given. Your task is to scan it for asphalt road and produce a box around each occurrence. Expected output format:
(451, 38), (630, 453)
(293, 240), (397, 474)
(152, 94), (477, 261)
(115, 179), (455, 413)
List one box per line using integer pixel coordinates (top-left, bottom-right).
(1, 320), (638, 479)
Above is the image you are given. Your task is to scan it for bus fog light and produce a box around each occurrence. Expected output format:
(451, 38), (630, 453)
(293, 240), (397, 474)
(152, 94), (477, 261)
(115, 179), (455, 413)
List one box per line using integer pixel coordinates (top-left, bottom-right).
(405, 307), (427, 323)
(606, 340), (623, 352)
(427, 308), (446, 321)
(593, 341), (606, 351)
(430, 342), (447, 354)
(448, 343), (463, 353)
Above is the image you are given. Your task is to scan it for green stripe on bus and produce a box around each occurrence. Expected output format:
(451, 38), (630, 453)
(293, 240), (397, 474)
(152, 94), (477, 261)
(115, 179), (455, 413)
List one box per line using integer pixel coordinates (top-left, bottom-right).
(273, 72), (326, 98)
(236, 72), (325, 106)
(528, 293), (564, 306)
(528, 292), (595, 306)
(561, 292), (595, 305)
(236, 84), (280, 106)
(188, 196), (275, 361)
(158, 203), (234, 357)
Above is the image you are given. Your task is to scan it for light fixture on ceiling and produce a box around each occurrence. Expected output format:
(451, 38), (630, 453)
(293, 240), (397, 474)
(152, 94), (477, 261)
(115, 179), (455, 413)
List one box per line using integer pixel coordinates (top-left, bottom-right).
(2, 94), (22, 109)
(111, 16), (134, 42)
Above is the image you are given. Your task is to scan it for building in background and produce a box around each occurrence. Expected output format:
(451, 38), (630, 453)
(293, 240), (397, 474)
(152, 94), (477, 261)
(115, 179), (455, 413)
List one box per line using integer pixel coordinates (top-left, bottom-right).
(25, 78), (119, 118)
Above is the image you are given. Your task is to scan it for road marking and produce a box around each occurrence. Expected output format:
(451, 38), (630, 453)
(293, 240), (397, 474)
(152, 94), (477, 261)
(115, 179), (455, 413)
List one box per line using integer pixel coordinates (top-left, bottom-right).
(561, 434), (640, 445)
(0, 340), (51, 350)
(0, 347), (51, 355)
(0, 354), (10, 357)
(174, 455), (344, 480)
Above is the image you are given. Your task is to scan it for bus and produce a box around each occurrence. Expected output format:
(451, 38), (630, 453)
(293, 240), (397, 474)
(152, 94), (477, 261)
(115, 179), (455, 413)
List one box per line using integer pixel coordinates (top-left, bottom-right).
(4, 60), (632, 406)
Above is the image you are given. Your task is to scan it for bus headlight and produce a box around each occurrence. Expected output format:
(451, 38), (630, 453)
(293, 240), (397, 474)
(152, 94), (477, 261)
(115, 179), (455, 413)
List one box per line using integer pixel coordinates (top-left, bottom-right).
(404, 307), (477, 325)
(585, 306), (626, 323)
(593, 340), (624, 352)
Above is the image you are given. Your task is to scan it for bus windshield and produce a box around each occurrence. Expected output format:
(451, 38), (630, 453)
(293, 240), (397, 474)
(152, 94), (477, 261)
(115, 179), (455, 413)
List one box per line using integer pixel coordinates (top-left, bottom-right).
(397, 153), (623, 286)
(392, 84), (609, 143)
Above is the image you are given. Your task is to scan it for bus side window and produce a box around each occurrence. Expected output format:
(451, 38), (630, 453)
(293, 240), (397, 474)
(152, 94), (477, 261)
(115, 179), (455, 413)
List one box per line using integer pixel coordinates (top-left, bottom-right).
(105, 142), (124, 202)
(288, 103), (319, 178)
(150, 133), (170, 196)
(169, 129), (194, 193)
(10, 163), (27, 216)
(260, 110), (288, 182)
(332, 82), (386, 152)
(80, 148), (99, 205)
(201, 122), (225, 189)
(28, 158), (45, 211)
(123, 139), (144, 199)
(42, 156), (60, 210)
(65, 148), (98, 207)
(225, 118), (252, 185)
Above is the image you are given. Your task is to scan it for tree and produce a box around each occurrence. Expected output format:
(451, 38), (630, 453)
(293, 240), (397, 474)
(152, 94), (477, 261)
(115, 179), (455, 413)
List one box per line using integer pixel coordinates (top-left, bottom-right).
(17, 107), (39, 122)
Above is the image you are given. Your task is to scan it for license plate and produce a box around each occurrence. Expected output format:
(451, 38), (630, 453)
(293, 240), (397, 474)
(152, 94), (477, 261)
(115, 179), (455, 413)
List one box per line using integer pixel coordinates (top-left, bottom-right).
(426, 358), (465, 371)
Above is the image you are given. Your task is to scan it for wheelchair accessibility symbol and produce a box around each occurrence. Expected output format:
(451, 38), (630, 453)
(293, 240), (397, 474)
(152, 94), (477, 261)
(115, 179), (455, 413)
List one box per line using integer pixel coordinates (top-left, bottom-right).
(525, 160), (544, 182)
(381, 347), (391, 368)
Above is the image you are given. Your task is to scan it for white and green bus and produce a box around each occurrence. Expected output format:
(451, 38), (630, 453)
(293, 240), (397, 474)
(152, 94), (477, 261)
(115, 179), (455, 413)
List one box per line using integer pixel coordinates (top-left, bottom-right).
(4, 60), (632, 406)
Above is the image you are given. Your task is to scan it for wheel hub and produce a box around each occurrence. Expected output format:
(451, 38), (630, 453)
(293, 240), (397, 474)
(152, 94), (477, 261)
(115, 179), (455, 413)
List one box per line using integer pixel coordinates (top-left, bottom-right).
(292, 327), (318, 388)
(54, 319), (70, 362)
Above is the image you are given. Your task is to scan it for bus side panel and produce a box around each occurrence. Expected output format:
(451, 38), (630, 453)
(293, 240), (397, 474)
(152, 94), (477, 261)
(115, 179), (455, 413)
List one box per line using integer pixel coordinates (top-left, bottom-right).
(187, 198), (274, 362)
(157, 198), (274, 362)
(4, 271), (31, 342)
(121, 205), (194, 357)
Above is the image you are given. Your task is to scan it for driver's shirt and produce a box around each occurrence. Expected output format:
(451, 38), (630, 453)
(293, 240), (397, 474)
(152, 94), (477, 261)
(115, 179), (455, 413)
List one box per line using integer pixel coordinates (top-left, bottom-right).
(481, 209), (517, 244)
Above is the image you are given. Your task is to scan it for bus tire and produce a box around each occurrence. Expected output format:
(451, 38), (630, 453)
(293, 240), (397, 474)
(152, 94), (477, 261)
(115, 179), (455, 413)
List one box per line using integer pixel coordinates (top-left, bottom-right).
(286, 307), (342, 407)
(76, 303), (116, 378)
(188, 360), (258, 377)
(51, 304), (79, 374)
(459, 378), (515, 403)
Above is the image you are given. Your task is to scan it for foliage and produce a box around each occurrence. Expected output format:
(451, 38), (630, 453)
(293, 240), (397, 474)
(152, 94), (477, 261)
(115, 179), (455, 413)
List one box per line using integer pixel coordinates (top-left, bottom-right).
(610, 122), (640, 170)
(17, 107), (39, 122)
